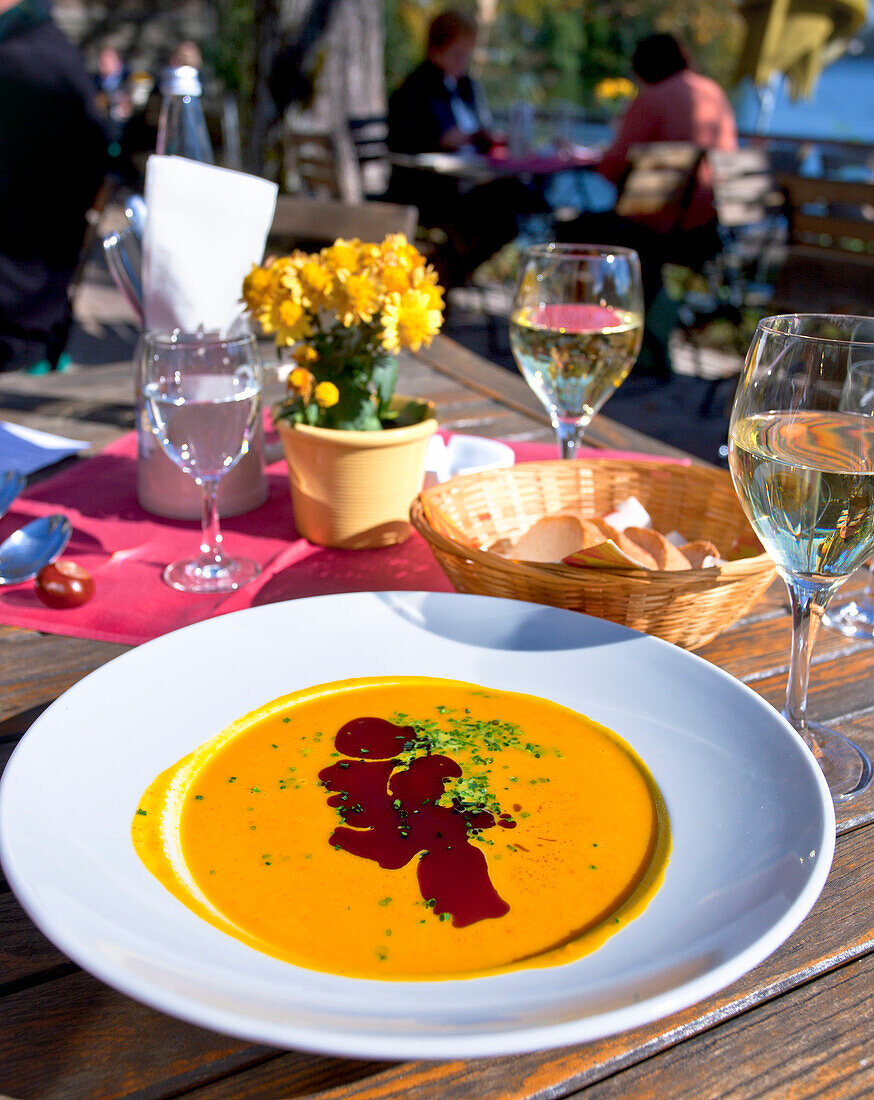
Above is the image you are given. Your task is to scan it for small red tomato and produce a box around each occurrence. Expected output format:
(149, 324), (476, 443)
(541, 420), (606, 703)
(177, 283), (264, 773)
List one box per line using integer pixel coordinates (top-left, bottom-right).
(34, 560), (95, 609)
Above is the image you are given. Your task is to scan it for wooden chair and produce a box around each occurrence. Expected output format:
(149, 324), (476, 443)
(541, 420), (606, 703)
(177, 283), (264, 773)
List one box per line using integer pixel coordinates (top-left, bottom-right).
(675, 148), (784, 327)
(674, 148), (784, 414)
(771, 174), (874, 314)
(614, 143), (704, 228)
(268, 195), (418, 252)
(708, 148), (785, 299)
(283, 125), (362, 204)
(348, 115), (390, 199)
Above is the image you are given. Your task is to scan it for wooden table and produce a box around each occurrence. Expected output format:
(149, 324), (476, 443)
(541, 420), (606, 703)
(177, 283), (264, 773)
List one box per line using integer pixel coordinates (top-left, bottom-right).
(1, 334), (873, 1099)
(388, 150), (601, 185)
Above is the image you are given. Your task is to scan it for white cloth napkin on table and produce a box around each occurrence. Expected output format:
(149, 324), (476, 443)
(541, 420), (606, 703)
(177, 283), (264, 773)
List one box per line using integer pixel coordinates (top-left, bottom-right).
(142, 156), (278, 333)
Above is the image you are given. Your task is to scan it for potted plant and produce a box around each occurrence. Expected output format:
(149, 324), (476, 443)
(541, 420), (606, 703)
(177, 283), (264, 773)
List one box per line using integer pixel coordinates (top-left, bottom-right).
(243, 234), (444, 549)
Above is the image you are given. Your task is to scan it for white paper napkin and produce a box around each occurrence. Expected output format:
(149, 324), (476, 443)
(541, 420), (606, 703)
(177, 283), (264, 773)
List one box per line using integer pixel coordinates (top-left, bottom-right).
(142, 156), (278, 334)
(424, 435), (515, 487)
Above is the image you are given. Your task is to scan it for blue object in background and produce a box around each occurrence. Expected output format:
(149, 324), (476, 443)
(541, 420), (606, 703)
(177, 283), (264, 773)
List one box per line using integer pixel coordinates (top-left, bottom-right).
(734, 55), (874, 144)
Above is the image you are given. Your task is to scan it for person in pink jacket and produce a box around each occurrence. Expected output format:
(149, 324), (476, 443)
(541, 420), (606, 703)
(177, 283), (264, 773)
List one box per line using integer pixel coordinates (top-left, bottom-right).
(560, 34), (738, 377)
(598, 34), (737, 236)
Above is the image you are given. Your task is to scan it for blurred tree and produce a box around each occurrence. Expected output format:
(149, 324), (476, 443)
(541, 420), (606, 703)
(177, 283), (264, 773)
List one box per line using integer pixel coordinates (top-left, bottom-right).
(202, 0), (384, 178)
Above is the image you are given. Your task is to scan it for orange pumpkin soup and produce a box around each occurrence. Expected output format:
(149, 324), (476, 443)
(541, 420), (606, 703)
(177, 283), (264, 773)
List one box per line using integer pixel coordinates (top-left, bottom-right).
(133, 677), (670, 979)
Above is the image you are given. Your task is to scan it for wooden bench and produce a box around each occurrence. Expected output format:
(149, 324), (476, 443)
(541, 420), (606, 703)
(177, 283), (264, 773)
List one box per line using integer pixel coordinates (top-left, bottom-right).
(268, 194), (418, 252)
(772, 174), (874, 313)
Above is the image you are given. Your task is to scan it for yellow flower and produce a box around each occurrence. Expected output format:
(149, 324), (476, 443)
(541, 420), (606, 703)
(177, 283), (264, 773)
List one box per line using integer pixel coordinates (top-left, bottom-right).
(595, 76), (636, 102)
(382, 288), (443, 352)
(380, 233), (423, 272)
(322, 239), (361, 276)
(356, 241), (382, 268)
(314, 381), (340, 408)
(241, 264), (272, 311)
(292, 344), (319, 366)
(275, 298), (312, 345)
(381, 263), (411, 295)
(272, 255), (303, 294)
(410, 264), (444, 309)
(298, 259), (333, 310)
(335, 272), (378, 326)
(288, 366), (314, 401)
(417, 279), (444, 313)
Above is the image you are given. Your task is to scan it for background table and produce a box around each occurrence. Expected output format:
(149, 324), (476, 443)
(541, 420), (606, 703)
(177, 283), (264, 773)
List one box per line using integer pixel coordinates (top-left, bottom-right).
(387, 149), (601, 185)
(1, 335), (872, 1099)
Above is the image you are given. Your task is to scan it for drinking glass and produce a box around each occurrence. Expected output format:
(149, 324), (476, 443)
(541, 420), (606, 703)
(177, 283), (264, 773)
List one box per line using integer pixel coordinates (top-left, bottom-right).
(823, 358), (874, 638)
(728, 315), (874, 802)
(142, 331), (263, 593)
(509, 244), (644, 459)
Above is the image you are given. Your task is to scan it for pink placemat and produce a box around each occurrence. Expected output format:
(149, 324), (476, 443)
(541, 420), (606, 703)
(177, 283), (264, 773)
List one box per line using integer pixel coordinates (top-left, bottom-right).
(0, 431), (686, 646)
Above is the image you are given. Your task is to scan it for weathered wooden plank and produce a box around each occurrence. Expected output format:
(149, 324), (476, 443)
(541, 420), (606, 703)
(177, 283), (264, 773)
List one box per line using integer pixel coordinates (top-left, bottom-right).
(741, 647), (874, 724)
(0, 970), (380, 1100)
(573, 951), (874, 1099)
(0, 741), (17, 893)
(700, 613), (869, 684)
(0, 969), (272, 1100)
(0, 361), (134, 401)
(174, 1053), (394, 1100)
(0, 892), (71, 990)
(0, 634), (129, 726)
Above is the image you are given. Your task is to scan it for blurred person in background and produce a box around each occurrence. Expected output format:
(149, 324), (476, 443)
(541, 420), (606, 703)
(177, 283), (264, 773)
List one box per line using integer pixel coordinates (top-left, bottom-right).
(597, 33), (736, 243)
(388, 9), (495, 158)
(168, 40), (203, 72)
(388, 9), (544, 289)
(0, 0), (108, 372)
(94, 44), (130, 137)
(560, 33), (737, 376)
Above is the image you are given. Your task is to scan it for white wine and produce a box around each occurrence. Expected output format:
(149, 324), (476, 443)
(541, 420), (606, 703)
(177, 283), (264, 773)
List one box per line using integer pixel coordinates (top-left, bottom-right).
(729, 410), (874, 580)
(509, 304), (642, 420)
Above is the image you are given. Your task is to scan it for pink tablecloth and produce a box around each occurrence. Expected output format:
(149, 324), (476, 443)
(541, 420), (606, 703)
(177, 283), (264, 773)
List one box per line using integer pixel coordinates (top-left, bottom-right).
(0, 432), (681, 646)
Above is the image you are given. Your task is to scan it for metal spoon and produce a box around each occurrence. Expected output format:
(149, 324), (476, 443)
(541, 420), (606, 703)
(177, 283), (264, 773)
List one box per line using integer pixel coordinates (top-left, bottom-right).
(0, 515), (72, 586)
(0, 471), (25, 520)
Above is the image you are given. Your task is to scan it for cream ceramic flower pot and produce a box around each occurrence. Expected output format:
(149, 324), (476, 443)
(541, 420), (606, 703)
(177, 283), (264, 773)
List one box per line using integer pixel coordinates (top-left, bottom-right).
(276, 396), (438, 549)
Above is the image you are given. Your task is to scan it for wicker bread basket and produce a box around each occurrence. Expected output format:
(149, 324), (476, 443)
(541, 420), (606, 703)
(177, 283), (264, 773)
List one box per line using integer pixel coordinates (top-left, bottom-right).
(410, 459), (777, 650)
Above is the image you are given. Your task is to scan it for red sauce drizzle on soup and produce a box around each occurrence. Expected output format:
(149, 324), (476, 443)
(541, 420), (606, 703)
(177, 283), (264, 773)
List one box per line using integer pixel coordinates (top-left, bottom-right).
(319, 716), (511, 926)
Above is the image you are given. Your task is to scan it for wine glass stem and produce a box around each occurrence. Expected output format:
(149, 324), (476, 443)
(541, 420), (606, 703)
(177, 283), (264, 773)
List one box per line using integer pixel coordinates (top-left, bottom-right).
(554, 416), (591, 459)
(782, 574), (843, 734)
(198, 478), (225, 569)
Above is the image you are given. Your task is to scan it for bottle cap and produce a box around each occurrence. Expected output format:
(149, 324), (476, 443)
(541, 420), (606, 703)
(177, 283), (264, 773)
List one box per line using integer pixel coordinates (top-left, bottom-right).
(160, 65), (202, 97)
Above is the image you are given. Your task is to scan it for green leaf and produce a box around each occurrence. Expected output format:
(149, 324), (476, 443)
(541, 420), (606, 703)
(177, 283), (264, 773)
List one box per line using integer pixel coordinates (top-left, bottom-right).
(371, 353), (399, 419)
(326, 383), (382, 430)
(391, 399), (432, 427)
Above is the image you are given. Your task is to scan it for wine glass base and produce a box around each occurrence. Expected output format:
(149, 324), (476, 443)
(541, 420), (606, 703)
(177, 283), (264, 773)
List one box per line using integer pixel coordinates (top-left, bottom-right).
(822, 600), (874, 640)
(800, 721), (873, 803)
(163, 556), (261, 594)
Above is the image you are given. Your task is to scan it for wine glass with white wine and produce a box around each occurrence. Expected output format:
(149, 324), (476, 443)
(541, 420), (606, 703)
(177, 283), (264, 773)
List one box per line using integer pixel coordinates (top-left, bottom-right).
(822, 357), (874, 638)
(509, 244), (644, 459)
(728, 314), (874, 802)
